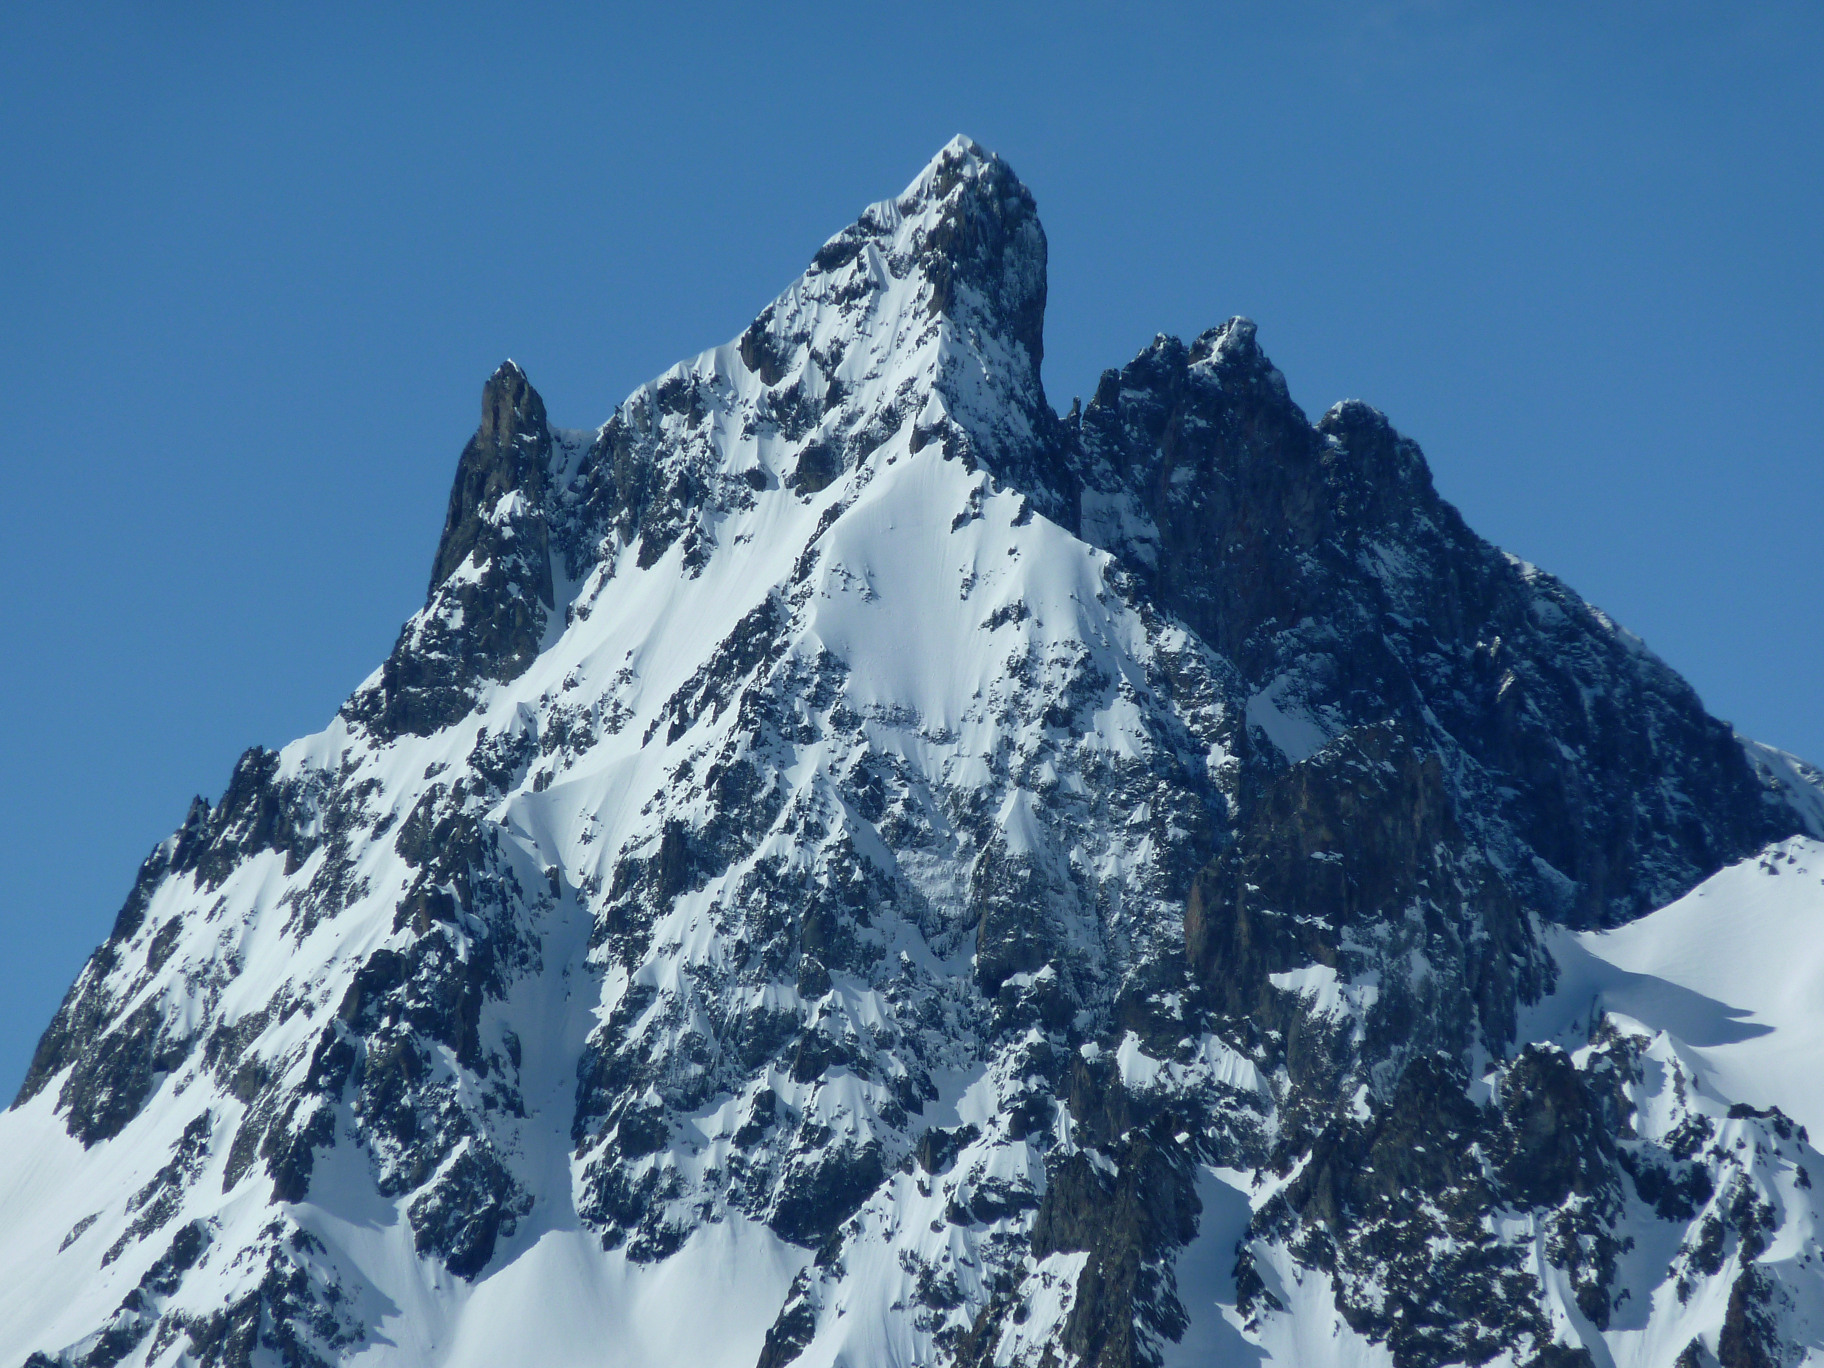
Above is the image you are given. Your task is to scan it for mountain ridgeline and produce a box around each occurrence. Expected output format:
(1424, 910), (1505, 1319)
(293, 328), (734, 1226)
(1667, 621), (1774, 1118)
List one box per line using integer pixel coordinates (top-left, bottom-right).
(7, 137), (1823, 1368)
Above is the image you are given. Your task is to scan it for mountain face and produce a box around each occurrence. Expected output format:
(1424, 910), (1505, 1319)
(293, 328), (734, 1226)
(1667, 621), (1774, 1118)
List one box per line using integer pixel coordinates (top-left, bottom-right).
(6, 135), (1824, 1368)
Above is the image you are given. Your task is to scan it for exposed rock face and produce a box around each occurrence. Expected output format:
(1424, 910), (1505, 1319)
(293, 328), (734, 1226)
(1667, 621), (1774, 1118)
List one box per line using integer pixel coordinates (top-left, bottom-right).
(1185, 720), (1547, 1124)
(344, 360), (559, 738)
(5, 136), (1823, 1368)
(1073, 324), (1790, 928)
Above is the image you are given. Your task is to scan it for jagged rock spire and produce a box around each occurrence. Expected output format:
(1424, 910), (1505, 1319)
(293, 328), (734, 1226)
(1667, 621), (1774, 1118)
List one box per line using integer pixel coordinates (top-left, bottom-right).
(343, 361), (557, 738)
(430, 359), (554, 598)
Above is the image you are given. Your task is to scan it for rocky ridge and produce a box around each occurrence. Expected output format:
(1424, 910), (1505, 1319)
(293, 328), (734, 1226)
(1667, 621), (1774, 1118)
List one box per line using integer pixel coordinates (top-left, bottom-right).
(5, 136), (1824, 1368)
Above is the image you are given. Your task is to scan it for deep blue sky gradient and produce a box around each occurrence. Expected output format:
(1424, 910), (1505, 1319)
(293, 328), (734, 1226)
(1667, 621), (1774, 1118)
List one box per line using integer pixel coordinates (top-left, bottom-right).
(3, 2), (1820, 1089)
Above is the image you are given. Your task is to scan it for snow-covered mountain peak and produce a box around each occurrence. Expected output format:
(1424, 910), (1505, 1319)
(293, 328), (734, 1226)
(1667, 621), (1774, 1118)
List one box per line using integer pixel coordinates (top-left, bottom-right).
(894, 133), (994, 202)
(341, 138), (1061, 750)
(721, 131), (1056, 510)
(8, 138), (1824, 1368)
(883, 131), (1046, 362)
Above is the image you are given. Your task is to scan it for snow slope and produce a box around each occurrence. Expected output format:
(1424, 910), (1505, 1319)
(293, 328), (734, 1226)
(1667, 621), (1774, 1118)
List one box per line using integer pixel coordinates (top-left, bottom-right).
(1536, 836), (1824, 1141)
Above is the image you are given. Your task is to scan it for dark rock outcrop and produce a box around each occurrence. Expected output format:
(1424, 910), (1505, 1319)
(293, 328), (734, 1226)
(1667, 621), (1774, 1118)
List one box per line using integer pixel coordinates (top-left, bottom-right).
(1074, 327), (1798, 925)
(1717, 1266), (1783, 1368)
(1186, 720), (1546, 1101)
(345, 361), (556, 738)
(1020, 1116), (1201, 1368)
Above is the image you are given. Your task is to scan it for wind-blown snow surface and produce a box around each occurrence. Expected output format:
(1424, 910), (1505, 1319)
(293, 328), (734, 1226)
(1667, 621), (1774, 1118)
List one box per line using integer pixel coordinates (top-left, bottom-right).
(6, 137), (1824, 1368)
(1520, 839), (1824, 1368)
(1533, 838), (1824, 1144)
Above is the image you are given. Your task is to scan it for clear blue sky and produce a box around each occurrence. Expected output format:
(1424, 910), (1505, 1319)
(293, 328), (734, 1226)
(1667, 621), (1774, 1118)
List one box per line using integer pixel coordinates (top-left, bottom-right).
(3, 2), (1819, 1090)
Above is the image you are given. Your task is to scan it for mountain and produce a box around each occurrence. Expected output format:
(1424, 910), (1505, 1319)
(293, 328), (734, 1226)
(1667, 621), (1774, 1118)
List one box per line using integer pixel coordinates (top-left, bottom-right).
(6, 135), (1824, 1368)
